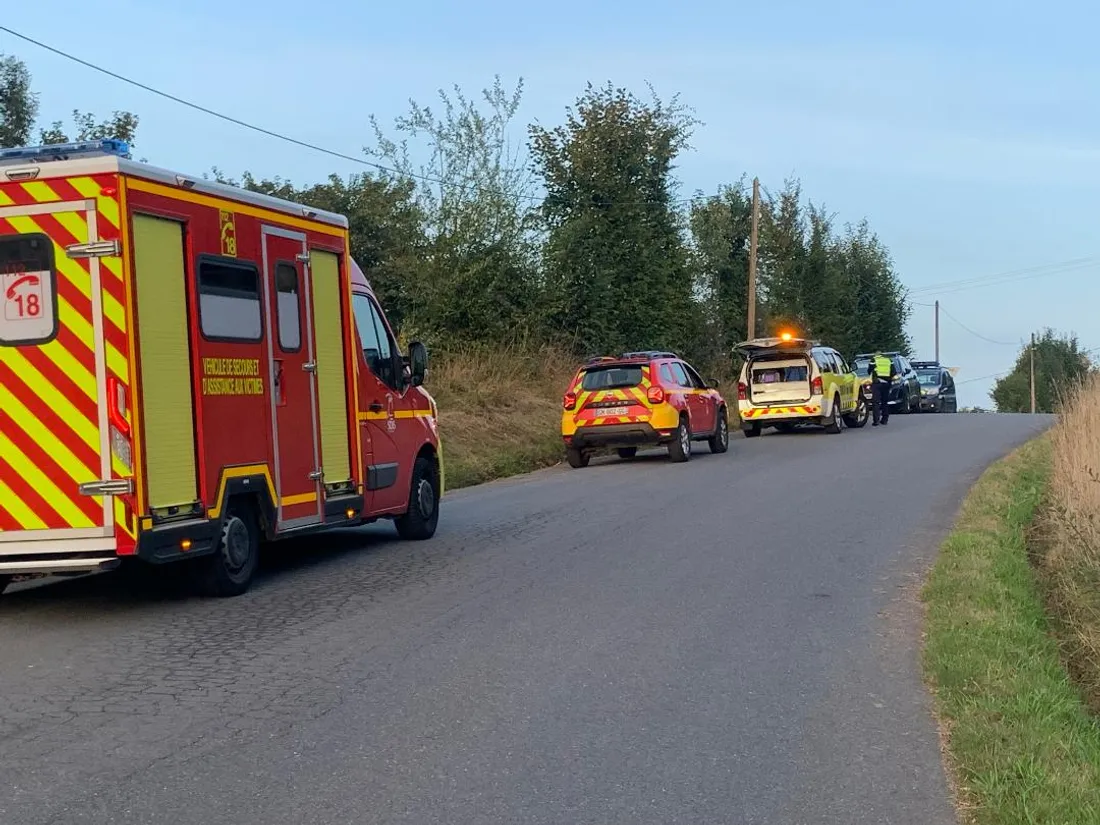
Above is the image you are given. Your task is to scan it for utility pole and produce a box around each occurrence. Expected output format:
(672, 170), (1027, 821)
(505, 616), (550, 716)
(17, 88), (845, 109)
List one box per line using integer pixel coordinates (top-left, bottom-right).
(1030, 332), (1037, 414)
(747, 176), (760, 340)
(934, 300), (940, 364)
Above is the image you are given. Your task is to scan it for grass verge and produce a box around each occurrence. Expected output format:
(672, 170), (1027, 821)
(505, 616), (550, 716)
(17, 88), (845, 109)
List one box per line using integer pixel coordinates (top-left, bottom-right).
(922, 434), (1100, 824)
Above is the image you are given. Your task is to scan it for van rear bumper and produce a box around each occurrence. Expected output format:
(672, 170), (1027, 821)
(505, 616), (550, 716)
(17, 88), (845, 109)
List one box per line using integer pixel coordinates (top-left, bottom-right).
(0, 537), (120, 576)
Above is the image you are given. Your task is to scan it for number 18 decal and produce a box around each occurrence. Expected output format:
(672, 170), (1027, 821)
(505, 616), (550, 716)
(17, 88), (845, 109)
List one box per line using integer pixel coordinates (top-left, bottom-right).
(1, 270), (54, 344)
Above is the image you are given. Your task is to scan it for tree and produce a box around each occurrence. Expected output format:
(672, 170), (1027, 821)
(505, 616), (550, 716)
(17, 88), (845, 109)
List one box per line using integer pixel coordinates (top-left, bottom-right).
(0, 53), (37, 148)
(0, 53), (139, 151)
(366, 76), (542, 345)
(991, 329), (1094, 413)
(530, 82), (700, 355)
(39, 109), (139, 146)
(688, 180), (752, 359)
(840, 220), (911, 355)
(751, 177), (910, 358)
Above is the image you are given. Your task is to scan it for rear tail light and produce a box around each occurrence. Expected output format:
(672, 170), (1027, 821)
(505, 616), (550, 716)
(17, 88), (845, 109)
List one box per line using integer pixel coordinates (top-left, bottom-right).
(811, 376), (823, 395)
(563, 392), (577, 411)
(647, 385), (665, 404)
(737, 382), (747, 401)
(106, 375), (133, 473)
(107, 376), (130, 437)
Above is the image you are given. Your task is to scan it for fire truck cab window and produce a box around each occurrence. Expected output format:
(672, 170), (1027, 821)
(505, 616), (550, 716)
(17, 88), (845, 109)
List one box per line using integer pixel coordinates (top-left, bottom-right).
(0, 232), (58, 346)
(198, 258), (262, 342)
(352, 293), (397, 388)
(275, 262), (300, 351)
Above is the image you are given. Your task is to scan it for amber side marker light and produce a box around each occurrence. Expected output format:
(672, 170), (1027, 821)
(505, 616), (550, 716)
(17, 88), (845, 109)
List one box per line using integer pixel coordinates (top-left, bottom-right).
(346, 509), (357, 520)
(180, 539), (193, 551)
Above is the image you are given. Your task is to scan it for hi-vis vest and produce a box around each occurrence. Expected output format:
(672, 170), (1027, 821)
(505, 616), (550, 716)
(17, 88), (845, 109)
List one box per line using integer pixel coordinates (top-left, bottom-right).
(873, 355), (892, 379)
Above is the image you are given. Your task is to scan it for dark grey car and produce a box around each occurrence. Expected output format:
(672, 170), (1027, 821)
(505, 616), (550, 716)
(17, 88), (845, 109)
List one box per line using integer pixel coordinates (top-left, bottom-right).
(911, 361), (958, 412)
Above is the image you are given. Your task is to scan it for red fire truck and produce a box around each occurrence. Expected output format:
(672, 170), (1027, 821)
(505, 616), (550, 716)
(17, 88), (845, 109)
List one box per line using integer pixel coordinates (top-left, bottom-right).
(0, 139), (442, 597)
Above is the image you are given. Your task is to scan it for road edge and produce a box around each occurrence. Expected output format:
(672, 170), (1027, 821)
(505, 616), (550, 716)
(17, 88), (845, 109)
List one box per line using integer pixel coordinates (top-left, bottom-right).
(921, 434), (1100, 824)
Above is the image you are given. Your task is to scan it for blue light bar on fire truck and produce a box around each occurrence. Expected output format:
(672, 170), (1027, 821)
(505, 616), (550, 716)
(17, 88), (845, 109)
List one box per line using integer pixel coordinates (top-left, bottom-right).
(0, 138), (132, 166)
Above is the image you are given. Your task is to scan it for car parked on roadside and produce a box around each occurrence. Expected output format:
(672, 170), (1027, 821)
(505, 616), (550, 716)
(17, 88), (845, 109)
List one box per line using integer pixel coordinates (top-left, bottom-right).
(734, 336), (870, 436)
(911, 360), (958, 412)
(561, 351), (729, 467)
(852, 351), (921, 413)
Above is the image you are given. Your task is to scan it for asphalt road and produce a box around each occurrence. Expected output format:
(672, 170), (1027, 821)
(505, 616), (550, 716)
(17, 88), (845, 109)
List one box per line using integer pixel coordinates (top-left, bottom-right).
(0, 412), (1051, 825)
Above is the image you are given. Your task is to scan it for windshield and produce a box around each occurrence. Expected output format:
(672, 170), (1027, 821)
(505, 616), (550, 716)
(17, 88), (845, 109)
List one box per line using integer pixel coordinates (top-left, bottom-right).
(581, 365), (644, 390)
(917, 370), (941, 386)
(852, 359), (871, 376)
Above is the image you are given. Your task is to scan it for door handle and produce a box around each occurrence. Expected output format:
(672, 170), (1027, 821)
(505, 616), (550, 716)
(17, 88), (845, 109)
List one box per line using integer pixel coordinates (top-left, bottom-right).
(369, 401), (383, 413)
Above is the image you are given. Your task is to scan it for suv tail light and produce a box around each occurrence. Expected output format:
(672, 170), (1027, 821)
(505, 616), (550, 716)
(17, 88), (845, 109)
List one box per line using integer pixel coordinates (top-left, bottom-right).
(563, 392), (577, 411)
(811, 376), (823, 395)
(737, 381), (747, 401)
(647, 385), (665, 404)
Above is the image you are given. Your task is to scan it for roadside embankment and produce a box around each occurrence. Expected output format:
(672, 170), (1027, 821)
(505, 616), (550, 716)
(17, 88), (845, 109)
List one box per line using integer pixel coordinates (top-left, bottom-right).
(923, 380), (1100, 824)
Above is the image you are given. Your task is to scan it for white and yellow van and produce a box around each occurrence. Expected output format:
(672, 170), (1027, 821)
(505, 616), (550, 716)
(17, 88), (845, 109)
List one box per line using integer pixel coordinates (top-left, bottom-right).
(734, 336), (870, 437)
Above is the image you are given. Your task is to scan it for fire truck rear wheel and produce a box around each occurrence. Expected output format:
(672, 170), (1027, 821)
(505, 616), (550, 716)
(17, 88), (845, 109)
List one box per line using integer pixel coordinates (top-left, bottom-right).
(197, 502), (260, 597)
(395, 456), (440, 541)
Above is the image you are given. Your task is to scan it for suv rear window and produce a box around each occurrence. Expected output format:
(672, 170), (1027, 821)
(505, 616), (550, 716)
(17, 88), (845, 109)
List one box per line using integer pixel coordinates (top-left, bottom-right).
(0, 233), (58, 346)
(581, 365), (644, 390)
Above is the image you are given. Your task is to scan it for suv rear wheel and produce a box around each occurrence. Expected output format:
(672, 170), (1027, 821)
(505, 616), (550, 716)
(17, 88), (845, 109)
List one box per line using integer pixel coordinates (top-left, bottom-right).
(824, 396), (843, 433)
(668, 417), (691, 462)
(566, 447), (589, 469)
(708, 409), (729, 453)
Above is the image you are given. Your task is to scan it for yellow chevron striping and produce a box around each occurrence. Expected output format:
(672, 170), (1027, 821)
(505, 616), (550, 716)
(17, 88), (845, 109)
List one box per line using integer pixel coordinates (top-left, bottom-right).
(20, 180), (61, 202)
(0, 477), (47, 530)
(0, 384), (97, 488)
(114, 499), (135, 539)
(0, 430), (97, 528)
(0, 349), (99, 450)
(69, 176), (120, 226)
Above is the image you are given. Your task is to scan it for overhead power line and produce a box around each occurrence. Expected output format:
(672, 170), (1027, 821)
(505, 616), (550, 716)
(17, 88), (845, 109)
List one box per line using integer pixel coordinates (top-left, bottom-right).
(937, 305), (1017, 346)
(909, 257), (1098, 297)
(0, 25), (725, 210)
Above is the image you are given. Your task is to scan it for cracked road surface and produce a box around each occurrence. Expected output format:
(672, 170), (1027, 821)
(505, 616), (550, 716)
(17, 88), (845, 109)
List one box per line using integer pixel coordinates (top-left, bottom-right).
(1, 413), (1051, 824)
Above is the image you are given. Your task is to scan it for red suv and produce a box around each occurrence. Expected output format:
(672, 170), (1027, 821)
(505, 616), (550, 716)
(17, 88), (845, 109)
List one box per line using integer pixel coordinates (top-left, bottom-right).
(560, 351), (730, 467)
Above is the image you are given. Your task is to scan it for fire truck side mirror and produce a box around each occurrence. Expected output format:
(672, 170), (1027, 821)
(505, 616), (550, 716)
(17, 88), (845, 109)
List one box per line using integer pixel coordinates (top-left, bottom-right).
(408, 341), (428, 387)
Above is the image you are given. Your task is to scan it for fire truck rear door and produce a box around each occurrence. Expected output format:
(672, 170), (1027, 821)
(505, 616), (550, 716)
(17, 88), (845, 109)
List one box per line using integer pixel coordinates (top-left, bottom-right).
(0, 194), (117, 555)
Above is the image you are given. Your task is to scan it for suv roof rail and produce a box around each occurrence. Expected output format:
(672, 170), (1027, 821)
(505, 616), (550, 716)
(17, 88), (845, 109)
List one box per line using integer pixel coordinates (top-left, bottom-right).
(620, 350), (678, 360)
(584, 355), (618, 365)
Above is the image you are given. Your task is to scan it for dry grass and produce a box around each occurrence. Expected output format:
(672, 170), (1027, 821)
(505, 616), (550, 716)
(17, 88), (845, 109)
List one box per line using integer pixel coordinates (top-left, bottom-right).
(1032, 373), (1100, 711)
(429, 344), (578, 490)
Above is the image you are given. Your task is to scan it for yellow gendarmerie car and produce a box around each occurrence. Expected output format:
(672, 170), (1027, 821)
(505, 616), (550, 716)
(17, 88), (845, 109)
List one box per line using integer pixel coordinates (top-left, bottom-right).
(734, 336), (870, 437)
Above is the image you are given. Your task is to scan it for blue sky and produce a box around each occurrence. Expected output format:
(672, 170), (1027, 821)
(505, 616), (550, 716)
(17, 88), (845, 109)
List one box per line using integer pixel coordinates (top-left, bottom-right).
(3, 0), (1096, 407)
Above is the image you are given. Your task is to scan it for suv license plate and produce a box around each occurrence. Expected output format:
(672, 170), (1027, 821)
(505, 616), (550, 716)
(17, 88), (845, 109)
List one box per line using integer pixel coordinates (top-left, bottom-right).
(601, 406), (630, 417)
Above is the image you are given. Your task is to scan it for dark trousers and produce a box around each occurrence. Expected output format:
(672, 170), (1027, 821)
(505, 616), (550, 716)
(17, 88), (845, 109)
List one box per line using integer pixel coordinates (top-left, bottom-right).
(872, 380), (890, 425)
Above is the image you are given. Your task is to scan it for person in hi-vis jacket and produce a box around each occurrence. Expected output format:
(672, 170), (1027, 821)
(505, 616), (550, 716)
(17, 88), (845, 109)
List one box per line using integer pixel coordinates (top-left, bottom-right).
(868, 352), (896, 426)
